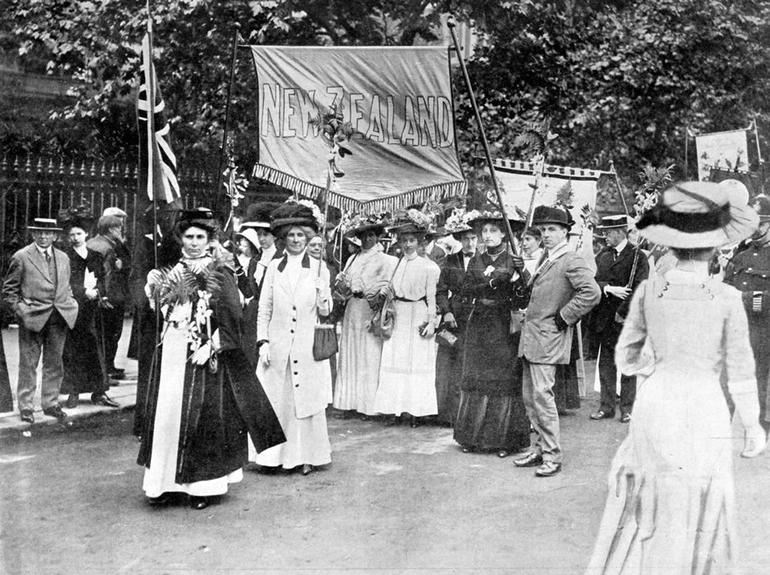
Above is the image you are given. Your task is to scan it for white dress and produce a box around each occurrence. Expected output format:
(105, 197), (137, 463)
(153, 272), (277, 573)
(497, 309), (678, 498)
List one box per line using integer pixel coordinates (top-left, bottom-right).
(373, 253), (441, 417)
(333, 247), (397, 414)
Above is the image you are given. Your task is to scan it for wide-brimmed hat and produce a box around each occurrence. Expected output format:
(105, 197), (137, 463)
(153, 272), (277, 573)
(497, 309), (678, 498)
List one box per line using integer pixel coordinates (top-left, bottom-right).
(28, 218), (62, 232)
(531, 205), (574, 229)
(388, 208), (433, 236)
(242, 202), (280, 230)
(235, 227), (260, 250)
(388, 221), (429, 236)
(270, 202), (318, 236)
(636, 181), (758, 248)
(345, 214), (389, 238)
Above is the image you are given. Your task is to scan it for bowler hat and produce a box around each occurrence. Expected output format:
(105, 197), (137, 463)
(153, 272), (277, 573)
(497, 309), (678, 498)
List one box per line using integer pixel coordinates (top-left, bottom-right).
(531, 206), (574, 229)
(28, 218), (62, 232)
(636, 181), (758, 248)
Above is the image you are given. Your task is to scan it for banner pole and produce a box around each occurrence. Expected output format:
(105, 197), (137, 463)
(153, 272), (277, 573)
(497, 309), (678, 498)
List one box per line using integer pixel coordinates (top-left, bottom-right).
(213, 23), (241, 216)
(447, 18), (518, 255)
(145, 0), (158, 272)
(609, 160), (630, 215)
(684, 124), (689, 180)
(754, 117), (763, 166)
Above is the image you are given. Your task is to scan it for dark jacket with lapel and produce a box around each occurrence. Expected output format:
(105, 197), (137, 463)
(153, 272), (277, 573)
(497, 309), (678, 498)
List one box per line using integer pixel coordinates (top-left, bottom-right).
(591, 243), (649, 332)
(436, 251), (473, 325)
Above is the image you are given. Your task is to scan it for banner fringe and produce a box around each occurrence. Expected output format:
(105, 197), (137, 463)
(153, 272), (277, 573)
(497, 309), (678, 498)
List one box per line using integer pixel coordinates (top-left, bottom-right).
(253, 164), (467, 215)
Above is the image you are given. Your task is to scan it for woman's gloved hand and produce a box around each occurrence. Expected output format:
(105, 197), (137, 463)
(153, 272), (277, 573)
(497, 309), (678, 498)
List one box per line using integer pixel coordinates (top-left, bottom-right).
(259, 342), (271, 366)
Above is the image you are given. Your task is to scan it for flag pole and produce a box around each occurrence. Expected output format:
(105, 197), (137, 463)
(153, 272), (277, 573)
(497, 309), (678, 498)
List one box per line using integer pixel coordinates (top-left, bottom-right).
(145, 0), (159, 272)
(447, 17), (518, 256)
(754, 117), (763, 166)
(213, 23), (241, 217)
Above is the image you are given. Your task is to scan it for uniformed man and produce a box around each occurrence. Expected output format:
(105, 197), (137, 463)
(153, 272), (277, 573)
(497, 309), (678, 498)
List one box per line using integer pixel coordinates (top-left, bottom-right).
(724, 193), (770, 431)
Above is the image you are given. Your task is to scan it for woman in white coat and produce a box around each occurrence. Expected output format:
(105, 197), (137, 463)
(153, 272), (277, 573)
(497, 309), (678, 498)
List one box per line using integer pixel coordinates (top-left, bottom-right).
(253, 202), (333, 476)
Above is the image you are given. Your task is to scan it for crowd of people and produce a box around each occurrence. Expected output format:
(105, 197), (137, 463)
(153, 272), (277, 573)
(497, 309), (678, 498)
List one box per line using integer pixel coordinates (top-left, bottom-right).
(1, 179), (768, 572)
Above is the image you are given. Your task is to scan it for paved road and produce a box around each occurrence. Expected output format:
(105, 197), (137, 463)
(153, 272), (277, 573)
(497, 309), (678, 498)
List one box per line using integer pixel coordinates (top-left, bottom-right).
(1, 400), (768, 574)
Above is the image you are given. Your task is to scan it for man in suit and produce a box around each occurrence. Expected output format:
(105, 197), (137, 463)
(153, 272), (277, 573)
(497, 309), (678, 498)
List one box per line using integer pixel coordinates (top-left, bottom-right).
(515, 206), (601, 477)
(589, 215), (650, 423)
(434, 224), (477, 426)
(3, 218), (79, 423)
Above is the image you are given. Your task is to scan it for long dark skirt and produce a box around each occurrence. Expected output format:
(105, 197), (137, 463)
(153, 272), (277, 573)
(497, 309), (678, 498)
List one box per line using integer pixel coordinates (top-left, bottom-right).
(435, 337), (463, 426)
(61, 302), (108, 395)
(0, 332), (13, 413)
(554, 335), (582, 412)
(453, 304), (529, 452)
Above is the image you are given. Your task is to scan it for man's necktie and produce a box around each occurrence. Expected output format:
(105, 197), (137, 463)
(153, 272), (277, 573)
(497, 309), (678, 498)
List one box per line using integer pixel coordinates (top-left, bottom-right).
(46, 250), (56, 282)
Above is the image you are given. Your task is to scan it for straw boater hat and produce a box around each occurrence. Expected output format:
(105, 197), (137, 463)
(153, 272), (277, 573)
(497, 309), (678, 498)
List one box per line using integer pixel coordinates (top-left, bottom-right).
(531, 205), (574, 229)
(636, 181), (758, 248)
(596, 214), (630, 231)
(28, 218), (62, 232)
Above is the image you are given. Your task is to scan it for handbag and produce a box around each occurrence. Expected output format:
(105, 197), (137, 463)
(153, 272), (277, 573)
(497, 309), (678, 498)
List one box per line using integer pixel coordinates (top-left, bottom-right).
(313, 321), (338, 360)
(509, 309), (525, 335)
(366, 258), (403, 340)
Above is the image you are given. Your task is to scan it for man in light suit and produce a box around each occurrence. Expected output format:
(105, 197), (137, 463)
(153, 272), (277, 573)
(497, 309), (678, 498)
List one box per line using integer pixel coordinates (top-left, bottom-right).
(589, 215), (649, 423)
(3, 218), (79, 423)
(515, 206), (601, 477)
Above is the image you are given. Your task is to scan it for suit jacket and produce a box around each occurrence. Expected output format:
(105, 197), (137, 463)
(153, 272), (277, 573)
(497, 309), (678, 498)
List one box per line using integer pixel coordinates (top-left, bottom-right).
(591, 243), (649, 332)
(518, 245), (600, 364)
(436, 251), (473, 324)
(3, 243), (79, 332)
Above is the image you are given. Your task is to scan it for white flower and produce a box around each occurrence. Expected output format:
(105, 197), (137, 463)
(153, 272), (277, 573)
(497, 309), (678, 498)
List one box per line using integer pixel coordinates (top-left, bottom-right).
(483, 265), (495, 277)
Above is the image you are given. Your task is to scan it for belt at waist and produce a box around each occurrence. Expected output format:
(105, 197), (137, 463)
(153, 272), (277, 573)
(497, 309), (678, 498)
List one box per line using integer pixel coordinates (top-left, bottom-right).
(394, 296), (427, 303)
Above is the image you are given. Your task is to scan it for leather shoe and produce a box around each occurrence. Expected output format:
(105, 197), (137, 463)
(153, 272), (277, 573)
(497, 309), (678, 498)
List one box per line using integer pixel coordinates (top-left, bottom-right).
(535, 461), (562, 477)
(92, 393), (120, 408)
(620, 413), (632, 423)
(590, 410), (615, 420)
(147, 493), (173, 507)
(65, 394), (78, 409)
(20, 409), (34, 424)
(190, 496), (209, 510)
(301, 464), (314, 476)
(461, 446), (475, 454)
(42, 405), (67, 421)
(497, 450), (510, 458)
(513, 452), (543, 468)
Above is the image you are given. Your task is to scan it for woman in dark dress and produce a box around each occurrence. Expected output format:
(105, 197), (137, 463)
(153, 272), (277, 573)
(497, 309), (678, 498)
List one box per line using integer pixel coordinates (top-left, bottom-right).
(59, 213), (118, 409)
(137, 208), (285, 509)
(454, 210), (530, 457)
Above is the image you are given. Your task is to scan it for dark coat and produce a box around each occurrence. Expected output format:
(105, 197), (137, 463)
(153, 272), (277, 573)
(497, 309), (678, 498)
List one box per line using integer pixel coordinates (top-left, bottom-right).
(87, 234), (131, 306)
(241, 248), (283, 364)
(137, 265), (285, 484)
(436, 251), (473, 327)
(591, 242), (649, 332)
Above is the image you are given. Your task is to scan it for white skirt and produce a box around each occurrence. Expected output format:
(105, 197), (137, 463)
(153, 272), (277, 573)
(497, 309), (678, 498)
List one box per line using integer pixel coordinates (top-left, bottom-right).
(142, 320), (242, 498)
(373, 300), (437, 417)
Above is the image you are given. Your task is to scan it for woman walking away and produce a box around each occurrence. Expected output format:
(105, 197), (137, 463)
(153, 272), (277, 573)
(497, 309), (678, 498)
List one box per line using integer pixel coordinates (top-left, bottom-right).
(587, 181), (766, 574)
(253, 201), (333, 476)
(453, 208), (531, 457)
(138, 208), (284, 510)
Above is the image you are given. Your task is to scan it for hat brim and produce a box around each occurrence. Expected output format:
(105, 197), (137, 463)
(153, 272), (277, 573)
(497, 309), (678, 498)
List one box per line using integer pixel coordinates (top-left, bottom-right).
(346, 223), (386, 238)
(240, 221), (271, 229)
(28, 226), (62, 232)
(271, 217), (318, 235)
(389, 223), (428, 236)
(531, 218), (574, 230)
(640, 202), (758, 248)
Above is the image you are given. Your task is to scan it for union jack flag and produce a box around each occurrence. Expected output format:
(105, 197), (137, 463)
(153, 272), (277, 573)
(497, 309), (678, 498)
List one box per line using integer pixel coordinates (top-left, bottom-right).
(137, 32), (180, 203)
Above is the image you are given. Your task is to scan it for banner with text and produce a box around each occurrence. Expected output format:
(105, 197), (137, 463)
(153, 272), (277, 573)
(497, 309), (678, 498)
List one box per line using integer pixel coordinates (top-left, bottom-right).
(250, 46), (466, 214)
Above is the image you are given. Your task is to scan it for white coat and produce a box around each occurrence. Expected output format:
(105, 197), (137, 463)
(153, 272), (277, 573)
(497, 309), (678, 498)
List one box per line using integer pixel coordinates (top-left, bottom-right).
(257, 253), (332, 419)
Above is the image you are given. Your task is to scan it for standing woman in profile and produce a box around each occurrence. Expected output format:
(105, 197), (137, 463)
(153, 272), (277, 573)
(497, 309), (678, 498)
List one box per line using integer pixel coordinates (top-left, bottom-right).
(587, 182), (766, 574)
(454, 208), (530, 458)
(253, 202), (333, 476)
(139, 209), (284, 509)
(58, 209), (118, 409)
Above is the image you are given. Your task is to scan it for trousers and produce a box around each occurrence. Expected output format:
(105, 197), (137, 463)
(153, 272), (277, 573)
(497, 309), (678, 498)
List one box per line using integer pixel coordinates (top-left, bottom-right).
(17, 310), (68, 411)
(598, 320), (636, 416)
(521, 359), (562, 464)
